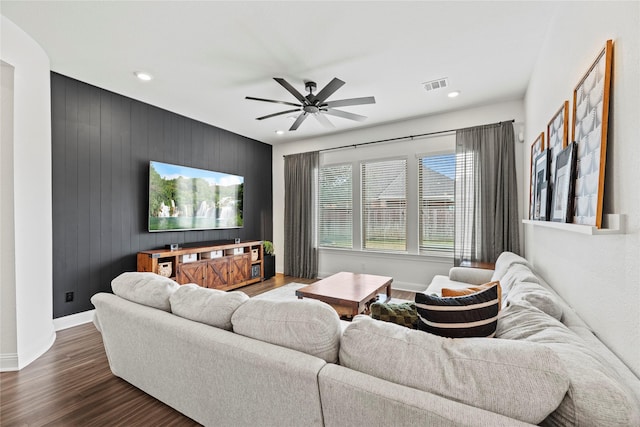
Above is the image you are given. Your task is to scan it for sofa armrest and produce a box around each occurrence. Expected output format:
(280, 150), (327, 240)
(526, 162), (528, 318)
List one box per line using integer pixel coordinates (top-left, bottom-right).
(448, 267), (494, 285)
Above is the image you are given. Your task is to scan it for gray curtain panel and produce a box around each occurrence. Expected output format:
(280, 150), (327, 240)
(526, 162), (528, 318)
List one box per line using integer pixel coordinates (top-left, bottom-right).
(454, 122), (520, 265)
(284, 151), (319, 278)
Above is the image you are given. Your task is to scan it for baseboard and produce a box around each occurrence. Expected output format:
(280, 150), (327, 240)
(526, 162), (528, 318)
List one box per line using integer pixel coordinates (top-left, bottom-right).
(53, 309), (95, 331)
(0, 353), (19, 371)
(2, 329), (56, 371)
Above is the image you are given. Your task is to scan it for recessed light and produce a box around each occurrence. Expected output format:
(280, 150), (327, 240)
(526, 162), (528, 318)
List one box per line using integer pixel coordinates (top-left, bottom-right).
(134, 71), (153, 81)
(275, 130), (285, 135)
(447, 90), (461, 98)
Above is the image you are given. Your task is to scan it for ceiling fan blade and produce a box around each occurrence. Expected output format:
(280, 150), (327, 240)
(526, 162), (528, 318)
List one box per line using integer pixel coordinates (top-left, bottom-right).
(323, 96), (376, 108)
(289, 112), (308, 131)
(274, 77), (307, 104)
(324, 108), (368, 122)
(246, 96), (301, 108)
(314, 78), (345, 104)
(256, 109), (301, 121)
(314, 113), (335, 129)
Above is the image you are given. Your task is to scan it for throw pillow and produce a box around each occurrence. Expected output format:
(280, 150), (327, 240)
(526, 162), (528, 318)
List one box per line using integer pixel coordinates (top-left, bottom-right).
(497, 302), (640, 426)
(415, 282), (500, 338)
(339, 315), (570, 424)
(369, 301), (418, 329)
(169, 284), (249, 331)
(111, 272), (179, 311)
(231, 298), (342, 363)
(441, 280), (502, 309)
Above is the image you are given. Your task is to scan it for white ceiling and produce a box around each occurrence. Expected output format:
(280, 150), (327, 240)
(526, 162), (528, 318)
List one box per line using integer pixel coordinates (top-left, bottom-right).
(1, 1), (559, 145)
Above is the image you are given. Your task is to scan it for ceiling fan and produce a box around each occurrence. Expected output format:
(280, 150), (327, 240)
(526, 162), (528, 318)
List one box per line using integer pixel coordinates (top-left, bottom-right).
(246, 77), (375, 131)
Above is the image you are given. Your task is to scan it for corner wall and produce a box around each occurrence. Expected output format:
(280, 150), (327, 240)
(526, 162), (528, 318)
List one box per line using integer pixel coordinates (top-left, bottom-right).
(523, 2), (640, 377)
(0, 16), (55, 370)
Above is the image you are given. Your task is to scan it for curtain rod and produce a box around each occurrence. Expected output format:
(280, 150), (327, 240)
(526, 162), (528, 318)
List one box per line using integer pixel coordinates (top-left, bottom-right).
(283, 119), (515, 157)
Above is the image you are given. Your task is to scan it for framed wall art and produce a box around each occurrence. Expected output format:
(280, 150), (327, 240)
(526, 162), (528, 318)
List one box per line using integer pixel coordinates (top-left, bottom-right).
(533, 149), (550, 221)
(528, 133), (544, 219)
(551, 142), (577, 223)
(572, 39), (613, 228)
(547, 101), (569, 191)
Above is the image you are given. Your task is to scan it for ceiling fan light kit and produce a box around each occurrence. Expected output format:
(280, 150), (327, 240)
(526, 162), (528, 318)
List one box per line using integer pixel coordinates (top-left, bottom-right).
(246, 77), (375, 131)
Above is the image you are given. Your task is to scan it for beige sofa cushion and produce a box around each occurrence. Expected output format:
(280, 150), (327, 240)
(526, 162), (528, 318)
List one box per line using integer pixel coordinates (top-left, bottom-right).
(491, 251), (531, 281)
(506, 281), (563, 320)
(496, 302), (640, 426)
(495, 263), (540, 297)
(169, 284), (249, 330)
(111, 272), (179, 311)
(231, 298), (342, 363)
(340, 315), (570, 424)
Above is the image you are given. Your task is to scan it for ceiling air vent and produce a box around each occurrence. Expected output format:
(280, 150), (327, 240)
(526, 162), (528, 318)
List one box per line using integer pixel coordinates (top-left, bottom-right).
(422, 78), (449, 92)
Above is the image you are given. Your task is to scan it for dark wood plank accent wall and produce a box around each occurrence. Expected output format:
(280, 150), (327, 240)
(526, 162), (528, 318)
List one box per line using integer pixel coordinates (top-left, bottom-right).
(50, 72), (273, 318)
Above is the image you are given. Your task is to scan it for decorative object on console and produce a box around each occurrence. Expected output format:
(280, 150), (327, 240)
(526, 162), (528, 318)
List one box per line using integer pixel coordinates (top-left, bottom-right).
(533, 149), (551, 221)
(414, 283), (500, 338)
(546, 101), (569, 191)
(263, 240), (274, 256)
(551, 142), (578, 223)
(528, 133), (545, 219)
(246, 77), (375, 131)
(572, 40), (613, 228)
(157, 261), (172, 278)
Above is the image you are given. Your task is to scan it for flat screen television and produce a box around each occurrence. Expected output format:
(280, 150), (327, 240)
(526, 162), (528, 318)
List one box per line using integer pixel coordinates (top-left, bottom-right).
(148, 161), (243, 232)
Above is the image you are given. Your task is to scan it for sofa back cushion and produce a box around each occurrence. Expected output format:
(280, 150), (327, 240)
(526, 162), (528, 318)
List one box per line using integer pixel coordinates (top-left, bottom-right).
(169, 284), (249, 330)
(340, 315), (570, 424)
(496, 302), (640, 426)
(491, 251), (532, 282)
(495, 263), (540, 298)
(505, 281), (563, 321)
(111, 272), (179, 311)
(231, 298), (342, 363)
(415, 283), (500, 338)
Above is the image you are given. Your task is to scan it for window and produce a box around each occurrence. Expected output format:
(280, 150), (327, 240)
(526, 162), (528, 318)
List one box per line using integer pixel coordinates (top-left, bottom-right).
(318, 164), (352, 248)
(362, 159), (407, 251)
(419, 153), (455, 253)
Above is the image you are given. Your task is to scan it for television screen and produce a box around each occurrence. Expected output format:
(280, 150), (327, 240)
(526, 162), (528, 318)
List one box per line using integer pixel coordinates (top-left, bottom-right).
(148, 161), (243, 232)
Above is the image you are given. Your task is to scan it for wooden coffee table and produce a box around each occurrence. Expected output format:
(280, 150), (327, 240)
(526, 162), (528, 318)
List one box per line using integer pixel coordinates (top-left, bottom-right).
(295, 272), (393, 317)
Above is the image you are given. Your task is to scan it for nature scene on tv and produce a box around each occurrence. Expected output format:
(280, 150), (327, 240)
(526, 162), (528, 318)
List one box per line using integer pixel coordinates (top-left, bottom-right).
(149, 161), (243, 231)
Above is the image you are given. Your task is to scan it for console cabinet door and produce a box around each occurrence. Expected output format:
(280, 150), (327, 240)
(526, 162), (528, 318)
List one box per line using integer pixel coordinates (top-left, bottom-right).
(229, 254), (251, 284)
(177, 261), (206, 286)
(206, 258), (230, 289)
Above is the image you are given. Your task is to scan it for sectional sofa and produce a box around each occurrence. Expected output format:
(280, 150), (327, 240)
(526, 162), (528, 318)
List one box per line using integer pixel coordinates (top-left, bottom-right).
(91, 252), (640, 426)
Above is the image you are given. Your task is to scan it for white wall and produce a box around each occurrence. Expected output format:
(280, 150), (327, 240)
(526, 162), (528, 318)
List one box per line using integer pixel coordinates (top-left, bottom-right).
(523, 2), (640, 377)
(1, 61), (18, 367)
(273, 99), (525, 291)
(0, 16), (55, 370)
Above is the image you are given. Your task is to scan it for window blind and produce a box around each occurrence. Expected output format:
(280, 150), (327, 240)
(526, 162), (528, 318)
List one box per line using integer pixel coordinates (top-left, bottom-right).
(361, 159), (407, 251)
(419, 153), (455, 253)
(318, 164), (352, 248)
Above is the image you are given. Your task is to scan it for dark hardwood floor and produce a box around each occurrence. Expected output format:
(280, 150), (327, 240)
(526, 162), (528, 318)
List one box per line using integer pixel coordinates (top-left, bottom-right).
(0, 275), (415, 426)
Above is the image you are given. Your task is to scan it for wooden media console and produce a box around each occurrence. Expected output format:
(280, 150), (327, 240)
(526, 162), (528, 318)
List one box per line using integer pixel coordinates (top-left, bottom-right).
(137, 240), (263, 291)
